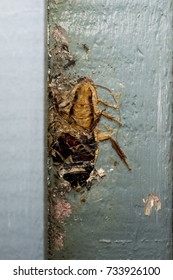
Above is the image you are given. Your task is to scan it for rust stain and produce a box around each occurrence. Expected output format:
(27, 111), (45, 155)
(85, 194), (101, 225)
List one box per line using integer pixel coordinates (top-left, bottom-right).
(49, 26), (76, 76)
(54, 233), (64, 251)
(47, 22), (78, 257)
(53, 26), (69, 47)
(54, 199), (72, 223)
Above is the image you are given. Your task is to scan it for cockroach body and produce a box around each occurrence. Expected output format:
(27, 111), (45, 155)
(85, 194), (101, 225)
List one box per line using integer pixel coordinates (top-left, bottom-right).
(48, 77), (130, 192)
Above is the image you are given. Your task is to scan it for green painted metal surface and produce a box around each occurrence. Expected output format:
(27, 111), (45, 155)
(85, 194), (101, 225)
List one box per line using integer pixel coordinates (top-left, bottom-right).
(47, 0), (172, 259)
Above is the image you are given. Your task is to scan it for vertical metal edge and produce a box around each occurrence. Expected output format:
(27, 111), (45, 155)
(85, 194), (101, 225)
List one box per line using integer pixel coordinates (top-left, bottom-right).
(44, 0), (49, 260)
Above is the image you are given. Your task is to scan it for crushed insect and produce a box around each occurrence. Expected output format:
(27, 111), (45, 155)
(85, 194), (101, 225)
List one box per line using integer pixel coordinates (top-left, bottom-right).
(48, 77), (131, 193)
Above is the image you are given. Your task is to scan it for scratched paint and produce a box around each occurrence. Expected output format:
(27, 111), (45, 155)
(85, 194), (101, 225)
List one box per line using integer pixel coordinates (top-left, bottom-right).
(47, 0), (172, 259)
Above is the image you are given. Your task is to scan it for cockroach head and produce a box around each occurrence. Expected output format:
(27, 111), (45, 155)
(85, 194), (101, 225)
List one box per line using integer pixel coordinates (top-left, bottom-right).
(77, 77), (93, 84)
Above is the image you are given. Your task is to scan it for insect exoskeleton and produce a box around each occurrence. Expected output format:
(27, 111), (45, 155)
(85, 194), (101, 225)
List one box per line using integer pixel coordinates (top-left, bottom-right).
(48, 77), (131, 192)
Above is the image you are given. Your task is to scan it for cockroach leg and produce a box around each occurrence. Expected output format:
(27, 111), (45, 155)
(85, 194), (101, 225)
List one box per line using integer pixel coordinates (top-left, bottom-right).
(95, 84), (119, 106)
(101, 111), (122, 126)
(98, 98), (119, 109)
(98, 132), (131, 171)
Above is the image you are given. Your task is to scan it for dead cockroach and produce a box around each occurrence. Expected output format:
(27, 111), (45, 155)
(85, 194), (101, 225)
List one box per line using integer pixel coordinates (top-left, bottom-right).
(48, 77), (131, 192)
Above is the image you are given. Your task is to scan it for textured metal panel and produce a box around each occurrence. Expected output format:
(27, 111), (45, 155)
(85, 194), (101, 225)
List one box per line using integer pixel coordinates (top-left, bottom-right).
(48, 0), (172, 259)
(0, 1), (45, 259)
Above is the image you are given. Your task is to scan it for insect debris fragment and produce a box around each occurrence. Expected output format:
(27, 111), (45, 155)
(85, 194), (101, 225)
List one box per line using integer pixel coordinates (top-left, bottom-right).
(48, 77), (131, 193)
(143, 194), (161, 216)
